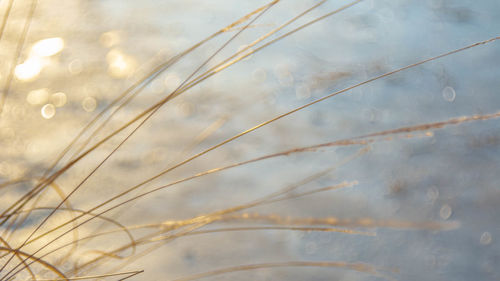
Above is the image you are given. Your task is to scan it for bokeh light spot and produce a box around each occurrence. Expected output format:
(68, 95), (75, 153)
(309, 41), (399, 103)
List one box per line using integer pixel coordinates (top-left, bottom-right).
(480, 232), (492, 245)
(68, 59), (83, 75)
(442, 86), (456, 102)
(50, 92), (67, 107)
(439, 204), (452, 220)
(26, 88), (49, 105)
(31, 37), (64, 57)
(82, 96), (97, 112)
(100, 31), (121, 48)
(41, 104), (56, 119)
(15, 58), (42, 81)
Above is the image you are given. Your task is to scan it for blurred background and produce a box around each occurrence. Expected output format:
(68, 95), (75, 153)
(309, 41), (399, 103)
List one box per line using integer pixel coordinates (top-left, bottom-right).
(0, 0), (499, 280)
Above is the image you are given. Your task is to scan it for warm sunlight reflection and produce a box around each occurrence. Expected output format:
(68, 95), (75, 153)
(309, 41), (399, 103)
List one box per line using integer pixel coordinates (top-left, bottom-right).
(41, 103), (56, 119)
(14, 57), (43, 81)
(106, 49), (135, 78)
(30, 37), (65, 57)
(50, 92), (67, 107)
(26, 88), (49, 105)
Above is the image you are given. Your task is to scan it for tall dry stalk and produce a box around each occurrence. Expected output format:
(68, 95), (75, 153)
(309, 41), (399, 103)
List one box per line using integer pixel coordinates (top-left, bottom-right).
(0, 0), (499, 280)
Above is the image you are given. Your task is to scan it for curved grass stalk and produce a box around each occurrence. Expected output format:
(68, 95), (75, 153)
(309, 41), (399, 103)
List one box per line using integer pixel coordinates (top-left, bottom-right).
(168, 261), (393, 281)
(0, 247), (67, 281)
(1, 2), (499, 280)
(0, 0), (280, 230)
(0, 237), (36, 281)
(19, 108), (499, 254)
(0, 2), (280, 278)
(0, 206), (136, 256)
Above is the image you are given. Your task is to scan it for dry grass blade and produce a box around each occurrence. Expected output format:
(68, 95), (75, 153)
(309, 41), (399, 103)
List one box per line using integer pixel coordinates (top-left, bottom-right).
(0, 0), (37, 115)
(20, 108), (499, 254)
(0, 0), (14, 41)
(30, 270), (144, 281)
(1, 1), (499, 280)
(0, 2), (280, 279)
(0, 247), (67, 280)
(169, 261), (391, 281)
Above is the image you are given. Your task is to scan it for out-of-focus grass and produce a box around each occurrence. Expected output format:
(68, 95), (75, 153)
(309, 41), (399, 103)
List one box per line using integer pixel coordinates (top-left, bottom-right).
(0, 0), (499, 280)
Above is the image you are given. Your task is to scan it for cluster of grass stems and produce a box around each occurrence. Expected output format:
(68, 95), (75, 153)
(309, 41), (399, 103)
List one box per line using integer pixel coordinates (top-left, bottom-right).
(0, 0), (498, 280)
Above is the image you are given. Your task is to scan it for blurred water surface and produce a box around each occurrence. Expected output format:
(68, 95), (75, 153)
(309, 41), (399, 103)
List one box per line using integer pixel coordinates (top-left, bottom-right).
(0, 0), (499, 280)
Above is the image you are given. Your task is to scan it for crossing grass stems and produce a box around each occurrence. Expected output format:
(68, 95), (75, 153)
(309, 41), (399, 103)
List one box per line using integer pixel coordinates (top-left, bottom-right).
(0, 0), (498, 280)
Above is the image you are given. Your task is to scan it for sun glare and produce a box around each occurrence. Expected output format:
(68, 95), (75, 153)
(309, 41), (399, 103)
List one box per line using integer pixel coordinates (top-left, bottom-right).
(30, 37), (65, 57)
(14, 58), (43, 81)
